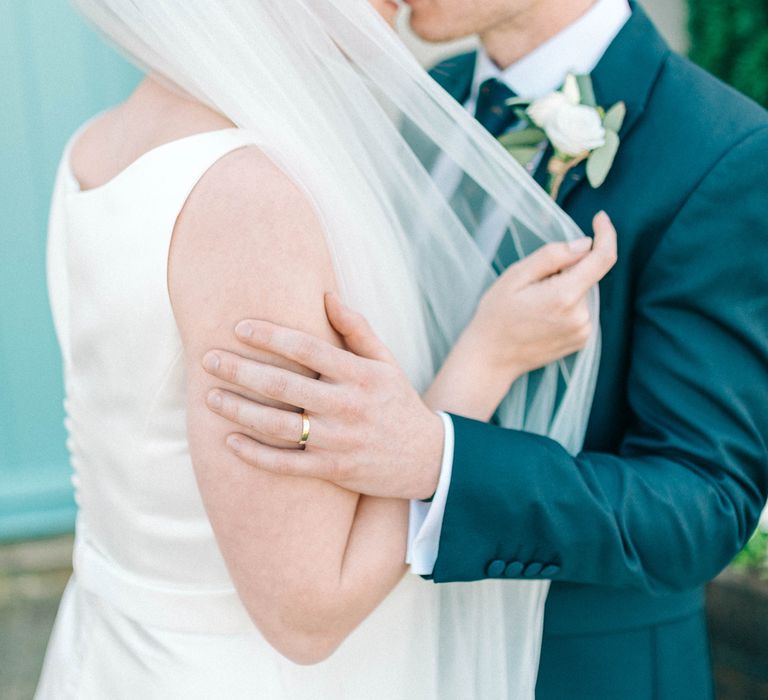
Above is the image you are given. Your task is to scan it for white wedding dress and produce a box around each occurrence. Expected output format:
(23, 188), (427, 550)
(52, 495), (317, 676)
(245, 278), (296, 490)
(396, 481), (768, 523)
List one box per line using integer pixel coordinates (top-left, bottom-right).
(36, 122), (548, 699)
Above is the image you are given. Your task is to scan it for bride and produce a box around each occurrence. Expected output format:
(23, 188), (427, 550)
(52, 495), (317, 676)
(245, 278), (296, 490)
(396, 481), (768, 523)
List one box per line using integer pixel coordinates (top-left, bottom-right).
(37, 0), (616, 698)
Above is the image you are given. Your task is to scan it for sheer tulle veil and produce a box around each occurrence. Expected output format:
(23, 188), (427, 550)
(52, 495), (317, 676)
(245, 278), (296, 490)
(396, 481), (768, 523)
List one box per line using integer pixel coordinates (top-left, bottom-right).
(70, 0), (601, 696)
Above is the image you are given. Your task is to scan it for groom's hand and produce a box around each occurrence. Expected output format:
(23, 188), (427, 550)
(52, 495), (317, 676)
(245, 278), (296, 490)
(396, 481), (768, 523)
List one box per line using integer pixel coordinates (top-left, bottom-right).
(202, 293), (445, 499)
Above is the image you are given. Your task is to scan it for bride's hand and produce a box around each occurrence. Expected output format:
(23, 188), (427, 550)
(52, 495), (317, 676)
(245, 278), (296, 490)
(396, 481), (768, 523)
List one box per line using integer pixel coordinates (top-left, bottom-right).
(422, 212), (617, 419)
(470, 211), (617, 380)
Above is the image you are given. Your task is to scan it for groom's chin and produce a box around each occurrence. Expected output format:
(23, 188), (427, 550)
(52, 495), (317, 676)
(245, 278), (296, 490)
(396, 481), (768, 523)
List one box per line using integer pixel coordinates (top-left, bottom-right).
(402, 0), (459, 43)
(407, 13), (461, 44)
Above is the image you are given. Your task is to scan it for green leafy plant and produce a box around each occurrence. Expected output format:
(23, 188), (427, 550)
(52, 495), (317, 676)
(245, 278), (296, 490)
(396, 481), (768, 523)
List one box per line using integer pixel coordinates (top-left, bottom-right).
(732, 527), (768, 578)
(689, 0), (768, 108)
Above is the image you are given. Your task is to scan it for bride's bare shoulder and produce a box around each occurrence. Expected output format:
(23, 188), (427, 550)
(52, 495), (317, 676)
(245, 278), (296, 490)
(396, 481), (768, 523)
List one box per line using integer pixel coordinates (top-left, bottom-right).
(70, 75), (235, 190)
(168, 143), (335, 337)
(175, 144), (326, 255)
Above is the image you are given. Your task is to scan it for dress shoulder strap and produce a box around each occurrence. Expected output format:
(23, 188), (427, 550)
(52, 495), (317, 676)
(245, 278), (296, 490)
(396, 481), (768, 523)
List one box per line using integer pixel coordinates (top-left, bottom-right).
(140, 128), (263, 227)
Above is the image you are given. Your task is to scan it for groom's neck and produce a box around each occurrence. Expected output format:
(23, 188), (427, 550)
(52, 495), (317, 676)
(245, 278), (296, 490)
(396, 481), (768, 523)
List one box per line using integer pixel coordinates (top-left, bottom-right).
(480, 0), (597, 69)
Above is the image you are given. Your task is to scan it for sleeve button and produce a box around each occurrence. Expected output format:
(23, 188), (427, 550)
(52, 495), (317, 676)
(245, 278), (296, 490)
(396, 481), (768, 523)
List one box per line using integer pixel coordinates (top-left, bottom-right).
(486, 559), (506, 577)
(504, 561), (524, 577)
(523, 562), (544, 577)
(541, 564), (560, 577)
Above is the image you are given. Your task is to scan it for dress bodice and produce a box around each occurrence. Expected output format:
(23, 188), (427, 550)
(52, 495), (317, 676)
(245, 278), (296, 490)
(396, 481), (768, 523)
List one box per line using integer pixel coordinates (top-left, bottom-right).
(39, 119), (544, 700)
(47, 126), (262, 632)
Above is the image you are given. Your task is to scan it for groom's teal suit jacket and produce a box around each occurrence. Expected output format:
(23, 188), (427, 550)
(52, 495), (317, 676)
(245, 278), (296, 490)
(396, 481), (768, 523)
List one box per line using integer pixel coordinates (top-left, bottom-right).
(430, 4), (768, 698)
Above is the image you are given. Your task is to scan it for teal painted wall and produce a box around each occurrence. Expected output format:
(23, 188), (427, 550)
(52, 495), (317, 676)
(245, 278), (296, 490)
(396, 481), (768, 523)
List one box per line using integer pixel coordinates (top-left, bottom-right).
(0, 1), (140, 540)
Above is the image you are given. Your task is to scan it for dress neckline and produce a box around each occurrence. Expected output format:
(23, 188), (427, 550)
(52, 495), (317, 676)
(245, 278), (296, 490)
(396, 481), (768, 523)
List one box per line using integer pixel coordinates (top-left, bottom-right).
(64, 121), (242, 198)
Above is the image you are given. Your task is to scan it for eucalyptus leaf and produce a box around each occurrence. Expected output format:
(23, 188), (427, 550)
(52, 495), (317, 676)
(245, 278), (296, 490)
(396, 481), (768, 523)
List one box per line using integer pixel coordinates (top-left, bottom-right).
(513, 107), (533, 124)
(586, 129), (620, 188)
(505, 96), (534, 107)
(603, 101), (627, 133)
(503, 145), (541, 168)
(498, 128), (547, 148)
(575, 74), (597, 107)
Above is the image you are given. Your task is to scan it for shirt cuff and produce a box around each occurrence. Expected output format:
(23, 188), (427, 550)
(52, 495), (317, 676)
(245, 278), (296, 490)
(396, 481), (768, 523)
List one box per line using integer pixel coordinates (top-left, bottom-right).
(406, 411), (455, 575)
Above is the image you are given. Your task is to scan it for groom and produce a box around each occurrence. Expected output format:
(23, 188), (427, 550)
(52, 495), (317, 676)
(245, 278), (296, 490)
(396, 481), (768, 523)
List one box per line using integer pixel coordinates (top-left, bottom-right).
(206, 0), (768, 697)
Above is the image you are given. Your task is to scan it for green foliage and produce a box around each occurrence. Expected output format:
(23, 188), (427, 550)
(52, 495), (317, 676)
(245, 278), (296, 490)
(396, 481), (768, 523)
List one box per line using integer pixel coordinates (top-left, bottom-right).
(498, 128), (547, 148)
(689, 0), (768, 108)
(498, 128), (547, 168)
(587, 130), (620, 188)
(732, 528), (768, 578)
(603, 102), (627, 133)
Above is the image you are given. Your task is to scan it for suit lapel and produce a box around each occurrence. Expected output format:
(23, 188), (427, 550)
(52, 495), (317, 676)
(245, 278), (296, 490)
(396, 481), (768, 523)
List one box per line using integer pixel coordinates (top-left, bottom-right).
(404, 53), (477, 171)
(429, 52), (477, 104)
(532, 3), (671, 207)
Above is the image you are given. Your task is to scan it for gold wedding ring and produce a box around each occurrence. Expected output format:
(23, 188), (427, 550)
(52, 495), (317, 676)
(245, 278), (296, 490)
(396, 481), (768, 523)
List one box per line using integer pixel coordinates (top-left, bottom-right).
(298, 411), (311, 449)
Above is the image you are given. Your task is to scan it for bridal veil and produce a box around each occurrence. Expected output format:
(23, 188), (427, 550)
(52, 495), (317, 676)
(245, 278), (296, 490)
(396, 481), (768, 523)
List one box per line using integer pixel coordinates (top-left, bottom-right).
(70, 1), (602, 696)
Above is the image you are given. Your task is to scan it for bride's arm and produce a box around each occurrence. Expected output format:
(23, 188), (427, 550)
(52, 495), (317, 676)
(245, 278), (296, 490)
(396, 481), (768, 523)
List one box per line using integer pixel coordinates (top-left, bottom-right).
(171, 146), (617, 665)
(170, 146), (407, 664)
(200, 215), (617, 502)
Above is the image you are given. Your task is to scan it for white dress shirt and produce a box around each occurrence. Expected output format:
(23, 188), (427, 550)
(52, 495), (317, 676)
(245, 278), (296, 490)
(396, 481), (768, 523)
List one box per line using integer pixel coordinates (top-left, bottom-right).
(407, 0), (632, 575)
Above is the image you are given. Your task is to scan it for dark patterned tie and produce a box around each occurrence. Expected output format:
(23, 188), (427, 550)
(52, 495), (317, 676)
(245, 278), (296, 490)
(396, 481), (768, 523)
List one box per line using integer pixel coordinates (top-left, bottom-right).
(474, 78), (519, 137)
(452, 78), (520, 236)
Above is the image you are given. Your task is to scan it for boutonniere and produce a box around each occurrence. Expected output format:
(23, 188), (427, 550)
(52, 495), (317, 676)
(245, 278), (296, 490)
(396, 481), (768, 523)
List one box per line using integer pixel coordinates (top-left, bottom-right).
(499, 73), (625, 200)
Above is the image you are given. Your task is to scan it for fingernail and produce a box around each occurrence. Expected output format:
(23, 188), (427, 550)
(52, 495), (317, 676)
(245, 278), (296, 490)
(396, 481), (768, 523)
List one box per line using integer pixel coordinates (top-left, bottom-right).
(235, 321), (253, 339)
(596, 210), (611, 224)
(207, 391), (222, 409)
(568, 238), (592, 253)
(203, 352), (220, 371)
(226, 436), (241, 452)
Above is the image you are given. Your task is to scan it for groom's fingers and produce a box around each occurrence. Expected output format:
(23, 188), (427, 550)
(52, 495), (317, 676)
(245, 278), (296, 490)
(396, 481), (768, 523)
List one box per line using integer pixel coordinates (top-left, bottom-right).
(206, 389), (330, 446)
(563, 211), (618, 293)
(324, 293), (396, 364)
(225, 433), (329, 479)
(202, 351), (337, 412)
(231, 320), (361, 380)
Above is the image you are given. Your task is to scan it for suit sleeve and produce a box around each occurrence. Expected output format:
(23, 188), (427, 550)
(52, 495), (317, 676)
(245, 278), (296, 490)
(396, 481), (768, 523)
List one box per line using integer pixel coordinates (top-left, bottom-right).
(433, 126), (768, 593)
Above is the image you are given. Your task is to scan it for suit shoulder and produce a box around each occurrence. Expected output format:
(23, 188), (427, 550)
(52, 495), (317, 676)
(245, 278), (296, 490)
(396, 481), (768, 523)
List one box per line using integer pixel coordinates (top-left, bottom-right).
(653, 53), (768, 144)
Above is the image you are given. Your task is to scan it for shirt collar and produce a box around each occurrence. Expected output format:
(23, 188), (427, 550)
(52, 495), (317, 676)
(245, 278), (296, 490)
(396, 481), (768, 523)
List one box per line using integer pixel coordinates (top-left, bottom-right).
(470, 0), (631, 103)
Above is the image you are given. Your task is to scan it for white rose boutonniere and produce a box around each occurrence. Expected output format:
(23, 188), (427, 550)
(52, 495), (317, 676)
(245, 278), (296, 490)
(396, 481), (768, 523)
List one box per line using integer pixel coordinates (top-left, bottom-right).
(526, 91), (571, 130)
(499, 73), (626, 200)
(545, 103), (606, 157)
